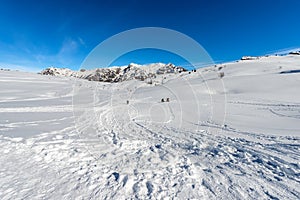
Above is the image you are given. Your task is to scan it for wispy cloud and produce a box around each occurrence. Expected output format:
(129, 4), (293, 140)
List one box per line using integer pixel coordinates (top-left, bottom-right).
(0, 62), (40, 72)
(0, 37), (86, 72)
(56, 38), (80, 67)
(59, 38), (79, 55)
(78, 37), (86, 47)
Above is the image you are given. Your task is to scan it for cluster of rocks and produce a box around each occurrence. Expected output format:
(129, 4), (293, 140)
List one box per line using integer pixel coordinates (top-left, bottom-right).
(289, 51), (300, 55)
(40, 63), (187, 84)
(40, 67), (73, 76)
(0, 68), (11, 71)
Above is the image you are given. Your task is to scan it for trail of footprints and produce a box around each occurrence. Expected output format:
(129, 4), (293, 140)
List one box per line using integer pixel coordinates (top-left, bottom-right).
(0, 116), (299, 199)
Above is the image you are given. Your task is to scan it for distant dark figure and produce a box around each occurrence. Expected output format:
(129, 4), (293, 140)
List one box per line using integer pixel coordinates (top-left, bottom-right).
(126, 100), (129, 105)
(166, 98), (170, 102)
(161, 98), (164, 103)
(218, 72), (225, 78)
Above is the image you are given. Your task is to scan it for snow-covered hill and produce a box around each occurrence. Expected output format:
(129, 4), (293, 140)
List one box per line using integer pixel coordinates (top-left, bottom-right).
(40, 63), (187, 84)
(0, 55), (299, 199)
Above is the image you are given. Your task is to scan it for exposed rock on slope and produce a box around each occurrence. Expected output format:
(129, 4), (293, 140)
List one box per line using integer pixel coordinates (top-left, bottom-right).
(289, 51), (300, 55)
(41, 63), (187, 83)
(240, 56), (260, 60)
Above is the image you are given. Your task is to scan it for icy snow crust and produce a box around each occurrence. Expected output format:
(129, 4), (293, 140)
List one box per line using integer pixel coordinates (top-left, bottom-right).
(0, 55), (299, 199)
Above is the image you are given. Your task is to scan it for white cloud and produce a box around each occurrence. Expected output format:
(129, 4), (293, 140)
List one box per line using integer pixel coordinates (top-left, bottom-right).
(58, 38), (78, 55)
(0, 36), (87, 72)
(78, 37), (86, 47)
(54, 38), (81, 67)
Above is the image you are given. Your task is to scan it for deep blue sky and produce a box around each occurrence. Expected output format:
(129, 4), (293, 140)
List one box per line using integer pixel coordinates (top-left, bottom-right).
(0, 0), (299, 71)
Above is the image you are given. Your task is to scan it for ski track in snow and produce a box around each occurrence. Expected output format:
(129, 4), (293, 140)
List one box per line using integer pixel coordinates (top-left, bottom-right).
(0, 56), (300, 199)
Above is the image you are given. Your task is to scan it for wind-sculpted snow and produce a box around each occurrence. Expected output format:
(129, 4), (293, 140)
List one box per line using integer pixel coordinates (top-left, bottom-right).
(0, 55), (300, 199)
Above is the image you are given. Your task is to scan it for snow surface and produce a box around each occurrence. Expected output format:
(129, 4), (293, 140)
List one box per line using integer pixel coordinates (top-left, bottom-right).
(0, 55), (300, 199)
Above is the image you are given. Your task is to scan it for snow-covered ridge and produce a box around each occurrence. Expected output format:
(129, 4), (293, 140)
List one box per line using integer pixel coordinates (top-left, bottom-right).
(40, 63), (187, 83)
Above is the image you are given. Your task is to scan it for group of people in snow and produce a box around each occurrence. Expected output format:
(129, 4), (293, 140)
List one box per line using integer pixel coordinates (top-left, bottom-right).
(161, 98), (170, 103)
(126, 98), (170, 105)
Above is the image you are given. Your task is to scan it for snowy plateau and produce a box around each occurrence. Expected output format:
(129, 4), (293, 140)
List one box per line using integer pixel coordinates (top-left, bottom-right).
(0, 55), (300, 199)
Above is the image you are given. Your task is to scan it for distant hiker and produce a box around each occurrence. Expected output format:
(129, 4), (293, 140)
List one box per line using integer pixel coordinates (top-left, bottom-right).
(161, 98), (164, 103)
(126, 100), (129, 105)
(166, 97), (170, 102)
(218, 72), (225, 78)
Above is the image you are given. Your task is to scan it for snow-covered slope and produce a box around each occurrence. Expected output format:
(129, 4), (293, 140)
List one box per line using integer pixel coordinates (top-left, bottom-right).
(0, 55), (299, 199)
(40, 63), (187, 84)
